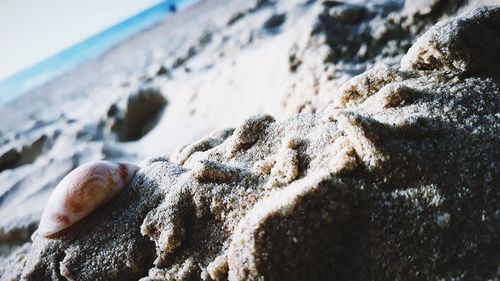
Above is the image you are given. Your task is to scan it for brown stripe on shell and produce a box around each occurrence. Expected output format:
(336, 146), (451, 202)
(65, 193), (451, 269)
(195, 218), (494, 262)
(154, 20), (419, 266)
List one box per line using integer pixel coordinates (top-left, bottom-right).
(64, 176), (102, 213)
(118, 163), (129, 182)
(67, 199), (86, 214)
(107, 174), (116, 187)
(51, 213), (70, 225)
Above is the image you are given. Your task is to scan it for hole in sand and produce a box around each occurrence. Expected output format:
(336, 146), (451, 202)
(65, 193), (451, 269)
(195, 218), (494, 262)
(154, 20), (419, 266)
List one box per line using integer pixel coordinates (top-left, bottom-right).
(109, 87), (167, 142)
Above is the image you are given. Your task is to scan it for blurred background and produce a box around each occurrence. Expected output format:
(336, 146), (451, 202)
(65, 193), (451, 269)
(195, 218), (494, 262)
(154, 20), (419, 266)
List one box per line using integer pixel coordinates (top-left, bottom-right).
(0, 0), (191, 103)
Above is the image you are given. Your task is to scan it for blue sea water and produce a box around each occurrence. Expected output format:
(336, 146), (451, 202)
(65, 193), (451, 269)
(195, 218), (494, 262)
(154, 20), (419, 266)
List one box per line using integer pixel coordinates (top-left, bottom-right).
(0, 0), (196, 105)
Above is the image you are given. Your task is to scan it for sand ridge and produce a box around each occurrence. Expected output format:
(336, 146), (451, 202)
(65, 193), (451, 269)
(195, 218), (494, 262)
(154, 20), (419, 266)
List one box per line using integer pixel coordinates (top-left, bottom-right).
(1, 1), (499, 280)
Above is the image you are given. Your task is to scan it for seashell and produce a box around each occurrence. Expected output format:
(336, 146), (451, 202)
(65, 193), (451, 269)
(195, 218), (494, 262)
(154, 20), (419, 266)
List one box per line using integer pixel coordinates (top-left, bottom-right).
(38, 160), (139, 237)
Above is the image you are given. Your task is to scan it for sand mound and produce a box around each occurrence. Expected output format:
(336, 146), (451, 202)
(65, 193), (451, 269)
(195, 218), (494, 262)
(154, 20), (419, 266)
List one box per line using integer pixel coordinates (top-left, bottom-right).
(401, 5), (500, 73)
(0, 134), (53, 173)
(8, 5), (499, 280)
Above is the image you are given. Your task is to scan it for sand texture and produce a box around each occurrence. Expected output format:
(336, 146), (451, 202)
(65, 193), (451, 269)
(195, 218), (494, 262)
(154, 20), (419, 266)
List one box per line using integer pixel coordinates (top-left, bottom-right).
(0, 0), (499, 280)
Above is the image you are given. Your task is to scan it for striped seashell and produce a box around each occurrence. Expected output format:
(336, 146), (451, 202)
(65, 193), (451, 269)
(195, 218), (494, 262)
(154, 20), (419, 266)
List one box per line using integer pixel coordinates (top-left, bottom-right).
(38, 160), (139, 237)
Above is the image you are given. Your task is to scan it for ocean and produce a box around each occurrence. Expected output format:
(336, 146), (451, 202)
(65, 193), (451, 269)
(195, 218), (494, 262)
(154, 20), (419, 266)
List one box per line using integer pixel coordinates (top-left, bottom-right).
(0, 0), (196, 105)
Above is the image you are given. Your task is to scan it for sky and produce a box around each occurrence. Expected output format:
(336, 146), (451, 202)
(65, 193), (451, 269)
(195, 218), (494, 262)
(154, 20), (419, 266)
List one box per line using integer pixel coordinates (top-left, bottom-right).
(0, 0), (161, 80)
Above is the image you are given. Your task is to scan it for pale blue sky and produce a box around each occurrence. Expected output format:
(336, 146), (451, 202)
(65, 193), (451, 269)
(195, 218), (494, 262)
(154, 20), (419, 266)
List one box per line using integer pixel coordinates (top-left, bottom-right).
(0, 0), (161, 80)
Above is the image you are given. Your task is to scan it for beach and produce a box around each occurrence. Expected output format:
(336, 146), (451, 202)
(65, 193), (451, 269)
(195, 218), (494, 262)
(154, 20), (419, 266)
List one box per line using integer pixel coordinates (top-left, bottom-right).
(0, 0), (499, 280)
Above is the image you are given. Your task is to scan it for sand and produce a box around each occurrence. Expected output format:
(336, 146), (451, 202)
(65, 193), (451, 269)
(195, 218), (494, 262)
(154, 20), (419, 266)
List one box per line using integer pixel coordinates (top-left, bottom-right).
(0, 0), (499, 280)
